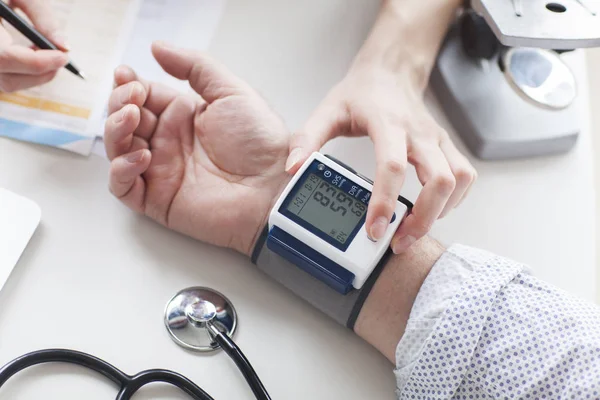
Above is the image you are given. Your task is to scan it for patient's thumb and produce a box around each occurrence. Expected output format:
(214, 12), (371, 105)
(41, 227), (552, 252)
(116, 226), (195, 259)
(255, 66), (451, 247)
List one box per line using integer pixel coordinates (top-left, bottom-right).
(151, 41), (249, 102)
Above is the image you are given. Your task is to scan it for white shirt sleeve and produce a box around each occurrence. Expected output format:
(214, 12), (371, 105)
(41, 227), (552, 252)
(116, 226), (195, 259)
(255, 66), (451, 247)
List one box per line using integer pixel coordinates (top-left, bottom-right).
(395, 244), (600, 399)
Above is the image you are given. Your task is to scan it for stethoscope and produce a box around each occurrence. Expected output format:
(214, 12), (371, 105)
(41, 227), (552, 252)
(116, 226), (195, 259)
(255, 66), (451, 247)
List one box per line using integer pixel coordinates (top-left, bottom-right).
(0, 287), (271, 400)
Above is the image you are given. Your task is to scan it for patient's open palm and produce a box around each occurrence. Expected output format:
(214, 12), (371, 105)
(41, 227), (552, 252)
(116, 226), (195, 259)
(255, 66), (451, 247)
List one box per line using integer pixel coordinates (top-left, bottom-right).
(105, 42), (289, 255)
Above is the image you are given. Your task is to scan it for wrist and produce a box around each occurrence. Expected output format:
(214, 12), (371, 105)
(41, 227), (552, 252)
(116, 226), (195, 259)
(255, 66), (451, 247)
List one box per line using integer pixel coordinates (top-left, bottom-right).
(350, 34), (431, 93)
(246, 172), (291, 258)
(353, 236), (445, 362)
(350, 0), (462, 91)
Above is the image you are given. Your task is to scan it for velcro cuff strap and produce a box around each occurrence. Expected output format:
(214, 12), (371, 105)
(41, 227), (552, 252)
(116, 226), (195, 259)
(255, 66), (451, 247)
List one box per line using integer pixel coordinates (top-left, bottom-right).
(251, 226), (391, 330)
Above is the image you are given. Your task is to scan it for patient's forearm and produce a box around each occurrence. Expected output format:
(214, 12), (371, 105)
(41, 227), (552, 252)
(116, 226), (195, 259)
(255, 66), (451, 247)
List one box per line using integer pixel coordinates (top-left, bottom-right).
(353, 0), (461, 89)
(354, 236), (445, 362)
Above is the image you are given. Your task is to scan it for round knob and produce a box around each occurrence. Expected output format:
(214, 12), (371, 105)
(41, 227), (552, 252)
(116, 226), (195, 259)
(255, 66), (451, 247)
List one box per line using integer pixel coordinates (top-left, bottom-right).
(185, 300), (217, 327)
(460, 9), (499, 60)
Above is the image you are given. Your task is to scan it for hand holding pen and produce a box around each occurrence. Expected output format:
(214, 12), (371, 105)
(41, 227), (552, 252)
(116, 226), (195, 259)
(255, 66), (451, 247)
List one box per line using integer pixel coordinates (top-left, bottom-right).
(0, 0), (84, 93)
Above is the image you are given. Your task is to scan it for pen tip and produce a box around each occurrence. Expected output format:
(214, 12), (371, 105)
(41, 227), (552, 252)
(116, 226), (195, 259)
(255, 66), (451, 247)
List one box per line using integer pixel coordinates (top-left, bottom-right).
(78, 71), (87, 80)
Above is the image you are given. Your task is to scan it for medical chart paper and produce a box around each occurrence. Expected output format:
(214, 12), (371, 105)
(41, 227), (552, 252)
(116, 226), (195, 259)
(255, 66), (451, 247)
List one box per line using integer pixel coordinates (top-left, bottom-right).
(0, 0), (140, 155)
(120, 0), (226, 92)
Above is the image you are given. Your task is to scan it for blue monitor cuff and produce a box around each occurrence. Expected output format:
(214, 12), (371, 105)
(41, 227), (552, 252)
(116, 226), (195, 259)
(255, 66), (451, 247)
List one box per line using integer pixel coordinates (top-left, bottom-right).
(251, 224), (392, 330)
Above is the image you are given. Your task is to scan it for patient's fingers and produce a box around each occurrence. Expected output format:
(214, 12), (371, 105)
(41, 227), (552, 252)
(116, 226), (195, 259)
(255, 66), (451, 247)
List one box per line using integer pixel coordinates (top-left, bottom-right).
(134, 106), (158, 140)
(129, 136), (150, 153)
(104, 104), (140, 160)
(151, 41), (250, 103)
(109, 149), (152, 214)
(114, 65), (140, 87)
(113, 65), (180, 116)
(108, 81), (146, 115)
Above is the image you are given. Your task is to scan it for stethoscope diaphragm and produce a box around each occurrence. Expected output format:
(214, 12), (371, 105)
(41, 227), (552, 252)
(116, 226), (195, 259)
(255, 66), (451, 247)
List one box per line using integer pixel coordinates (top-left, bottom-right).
(164, 286), (238, 352)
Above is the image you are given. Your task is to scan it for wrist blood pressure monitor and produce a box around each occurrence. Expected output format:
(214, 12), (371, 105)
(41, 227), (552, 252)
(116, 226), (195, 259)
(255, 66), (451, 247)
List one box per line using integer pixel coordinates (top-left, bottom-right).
(266, 152), (411, 295)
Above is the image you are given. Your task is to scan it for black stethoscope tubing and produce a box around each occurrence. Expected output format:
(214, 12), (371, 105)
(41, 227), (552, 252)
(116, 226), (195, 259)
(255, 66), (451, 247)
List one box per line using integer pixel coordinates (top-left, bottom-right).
(0, 337), (271, 400)
(212, 329), (271, 400)
(0, 349), (214, 400)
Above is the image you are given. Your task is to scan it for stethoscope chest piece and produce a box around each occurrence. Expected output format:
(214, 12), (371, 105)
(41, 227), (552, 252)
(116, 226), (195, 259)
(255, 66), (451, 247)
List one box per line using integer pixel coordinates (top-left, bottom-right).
(0, 287), (265, 400)
(164, 286), (238, 352)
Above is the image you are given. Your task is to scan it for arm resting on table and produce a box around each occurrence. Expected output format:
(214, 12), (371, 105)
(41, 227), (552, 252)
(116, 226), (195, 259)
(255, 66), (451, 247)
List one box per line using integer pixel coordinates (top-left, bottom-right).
(356, 239), (600, 399)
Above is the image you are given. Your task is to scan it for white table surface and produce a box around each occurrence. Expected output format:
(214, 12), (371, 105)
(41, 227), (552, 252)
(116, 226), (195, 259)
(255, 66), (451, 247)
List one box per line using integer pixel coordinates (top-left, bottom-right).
(0, 0), (596, 399)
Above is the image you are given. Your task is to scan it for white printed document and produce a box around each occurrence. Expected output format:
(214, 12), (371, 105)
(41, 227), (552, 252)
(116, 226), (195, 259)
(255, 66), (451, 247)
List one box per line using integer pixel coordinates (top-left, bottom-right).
(0, 0), (225, 156)
(0, 0), (141, 155)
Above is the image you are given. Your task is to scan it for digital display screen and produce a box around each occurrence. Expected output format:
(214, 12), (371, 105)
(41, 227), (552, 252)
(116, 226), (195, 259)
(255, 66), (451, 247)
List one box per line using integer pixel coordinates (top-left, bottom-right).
(285, 173), (368, 246)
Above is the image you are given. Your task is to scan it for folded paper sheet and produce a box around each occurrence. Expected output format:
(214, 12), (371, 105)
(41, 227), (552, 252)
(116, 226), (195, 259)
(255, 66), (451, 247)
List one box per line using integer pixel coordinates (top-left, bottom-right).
(0, 0), (140, 155)
(0, 0), (226, 156)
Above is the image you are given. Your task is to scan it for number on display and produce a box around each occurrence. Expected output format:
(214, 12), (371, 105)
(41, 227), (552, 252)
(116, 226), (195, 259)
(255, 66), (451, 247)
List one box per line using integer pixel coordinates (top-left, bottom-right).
(351, 201), (365, 217)
(313, 191), (348, 217)
(336, 191), (353, 207)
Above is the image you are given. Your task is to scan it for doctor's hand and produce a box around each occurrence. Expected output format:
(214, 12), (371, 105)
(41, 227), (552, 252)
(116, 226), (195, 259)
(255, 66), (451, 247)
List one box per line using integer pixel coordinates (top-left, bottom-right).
(0, 0), (69, 92)
(285, 65), (477, 254)
(104, 41), (290, 256)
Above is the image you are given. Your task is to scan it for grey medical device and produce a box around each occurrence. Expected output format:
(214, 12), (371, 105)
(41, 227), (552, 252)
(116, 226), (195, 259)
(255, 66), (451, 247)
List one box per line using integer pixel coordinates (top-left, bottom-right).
(431, 0), (600, 160)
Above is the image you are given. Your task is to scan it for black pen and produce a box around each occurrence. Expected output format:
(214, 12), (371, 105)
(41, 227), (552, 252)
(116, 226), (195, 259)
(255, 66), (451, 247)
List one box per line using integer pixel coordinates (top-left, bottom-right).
(0, 1), (85, 79)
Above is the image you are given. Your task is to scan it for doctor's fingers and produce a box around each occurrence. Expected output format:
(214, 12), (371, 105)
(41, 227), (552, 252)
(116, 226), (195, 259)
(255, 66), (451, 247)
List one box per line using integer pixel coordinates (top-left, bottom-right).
(0, 46), (67, 75)
(109, 149), (152, 214)
(391, 143), (455, 254)
(104, 104), (152, 160)
(11, 0), (68, 50)
(0, 70), (58, 93)
(364, 119), (408, 242)
(438, 138), (477, 217)
(286, 101), (348, 174)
